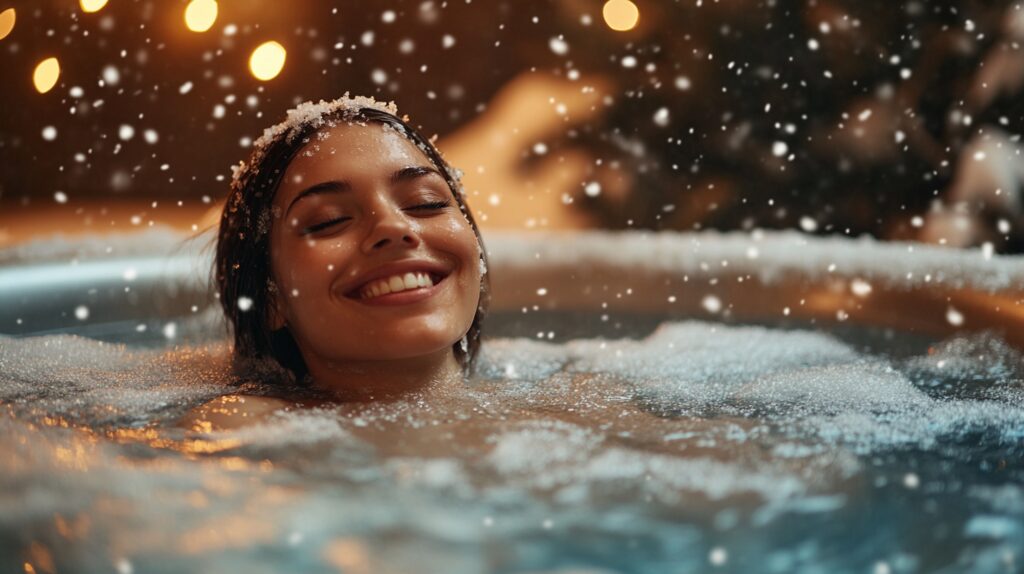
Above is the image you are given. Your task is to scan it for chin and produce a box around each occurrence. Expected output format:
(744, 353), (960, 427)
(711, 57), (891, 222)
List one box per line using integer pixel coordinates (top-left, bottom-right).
(356, 331), (461, 362)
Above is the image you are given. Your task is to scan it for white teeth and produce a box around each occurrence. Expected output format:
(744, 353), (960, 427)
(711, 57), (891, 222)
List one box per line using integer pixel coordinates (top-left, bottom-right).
(360, 272), (436, 299)
(388, 276), (404, 292)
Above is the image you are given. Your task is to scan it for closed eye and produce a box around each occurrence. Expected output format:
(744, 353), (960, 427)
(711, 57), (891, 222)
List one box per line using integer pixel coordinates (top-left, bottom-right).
(407, 199), (452, 211)
(302, 216), (350, 235)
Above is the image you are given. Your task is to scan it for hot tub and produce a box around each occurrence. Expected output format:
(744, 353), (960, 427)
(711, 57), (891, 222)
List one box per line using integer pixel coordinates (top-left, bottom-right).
(1, 229), (1022, 573)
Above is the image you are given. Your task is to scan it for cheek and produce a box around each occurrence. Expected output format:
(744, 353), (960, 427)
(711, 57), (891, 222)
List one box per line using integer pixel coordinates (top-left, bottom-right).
(270, 239), (328, 296)
(448, 221), (480, 269)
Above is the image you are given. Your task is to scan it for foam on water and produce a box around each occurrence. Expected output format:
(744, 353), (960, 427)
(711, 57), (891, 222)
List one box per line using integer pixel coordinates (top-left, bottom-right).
(1, 320), (1023, 572)
(0, 334), (233, 426)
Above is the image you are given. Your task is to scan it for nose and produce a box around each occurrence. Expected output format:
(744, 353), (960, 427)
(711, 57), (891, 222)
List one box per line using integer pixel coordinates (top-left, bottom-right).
(360, 203), (420, 253)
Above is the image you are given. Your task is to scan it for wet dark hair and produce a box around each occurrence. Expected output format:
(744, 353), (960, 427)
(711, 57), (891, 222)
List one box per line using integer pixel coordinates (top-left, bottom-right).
(215, 102), (490, 383)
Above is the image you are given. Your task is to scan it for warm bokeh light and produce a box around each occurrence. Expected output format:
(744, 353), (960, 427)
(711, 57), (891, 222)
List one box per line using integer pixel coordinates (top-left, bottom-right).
(184, 0), (218, 33)
(603, 0), (639, 32)
(0, 8), (15, 41)
(249, 41), (286, 81)
(33, 57), (60, 94)
(79, 0), (109, 13)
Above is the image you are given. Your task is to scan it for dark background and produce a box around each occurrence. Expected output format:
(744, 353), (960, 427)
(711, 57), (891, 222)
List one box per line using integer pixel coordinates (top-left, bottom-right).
(2, 0), (1023, 250)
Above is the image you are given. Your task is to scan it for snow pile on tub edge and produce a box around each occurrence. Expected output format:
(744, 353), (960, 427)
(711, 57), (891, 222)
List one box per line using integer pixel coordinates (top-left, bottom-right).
(2, 227), (1023, 292)
(485, 229), (1024, 292)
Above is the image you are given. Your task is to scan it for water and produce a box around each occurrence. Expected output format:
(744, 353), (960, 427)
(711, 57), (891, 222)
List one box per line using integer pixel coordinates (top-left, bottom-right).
(1, 317), (1022, 574)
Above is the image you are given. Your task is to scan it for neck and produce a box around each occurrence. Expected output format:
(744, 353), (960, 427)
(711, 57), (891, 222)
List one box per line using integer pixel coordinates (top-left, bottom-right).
(306, 349), (464, 402)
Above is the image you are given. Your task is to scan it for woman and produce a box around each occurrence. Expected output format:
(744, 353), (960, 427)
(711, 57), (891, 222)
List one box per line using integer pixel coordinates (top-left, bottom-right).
(212, 94), (489, 404)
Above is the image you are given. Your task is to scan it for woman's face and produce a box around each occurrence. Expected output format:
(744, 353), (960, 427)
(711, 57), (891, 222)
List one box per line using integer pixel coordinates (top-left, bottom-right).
(266, 121), (481, 370)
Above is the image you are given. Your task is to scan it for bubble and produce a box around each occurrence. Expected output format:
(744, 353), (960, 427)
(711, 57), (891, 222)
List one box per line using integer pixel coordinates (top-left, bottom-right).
(102, 65), (120, 86)
(702, 295), (722, 314)
(850, 279), (872, 297)
(548, 36), (568, 55)
(653, 107), (670, 127)
(946, 307), (964, 327)
(709, 546), (728, 566)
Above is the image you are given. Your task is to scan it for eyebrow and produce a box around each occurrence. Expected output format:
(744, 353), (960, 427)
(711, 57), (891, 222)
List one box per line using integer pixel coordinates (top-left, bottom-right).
(285, 165), (444, 217)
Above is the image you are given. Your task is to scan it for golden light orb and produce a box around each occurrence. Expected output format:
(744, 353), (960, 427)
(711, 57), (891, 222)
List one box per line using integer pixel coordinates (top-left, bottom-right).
(603, 0), (639, 32)
(249, 41), (286, 81)
(33, 57), (61, 94)
(184, 0), (218, 33)
(79, 0), (109, 13)
(0, 8), (15, 42)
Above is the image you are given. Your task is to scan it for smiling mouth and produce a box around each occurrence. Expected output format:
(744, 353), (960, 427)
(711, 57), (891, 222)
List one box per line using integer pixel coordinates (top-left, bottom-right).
(346, 271), (448, 300)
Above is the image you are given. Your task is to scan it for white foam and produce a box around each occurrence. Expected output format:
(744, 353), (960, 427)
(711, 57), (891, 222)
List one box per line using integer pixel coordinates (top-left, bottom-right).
(231, 93), (399, 192)
(0, 334), (233, 425)
(566, 322), (863, 410)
